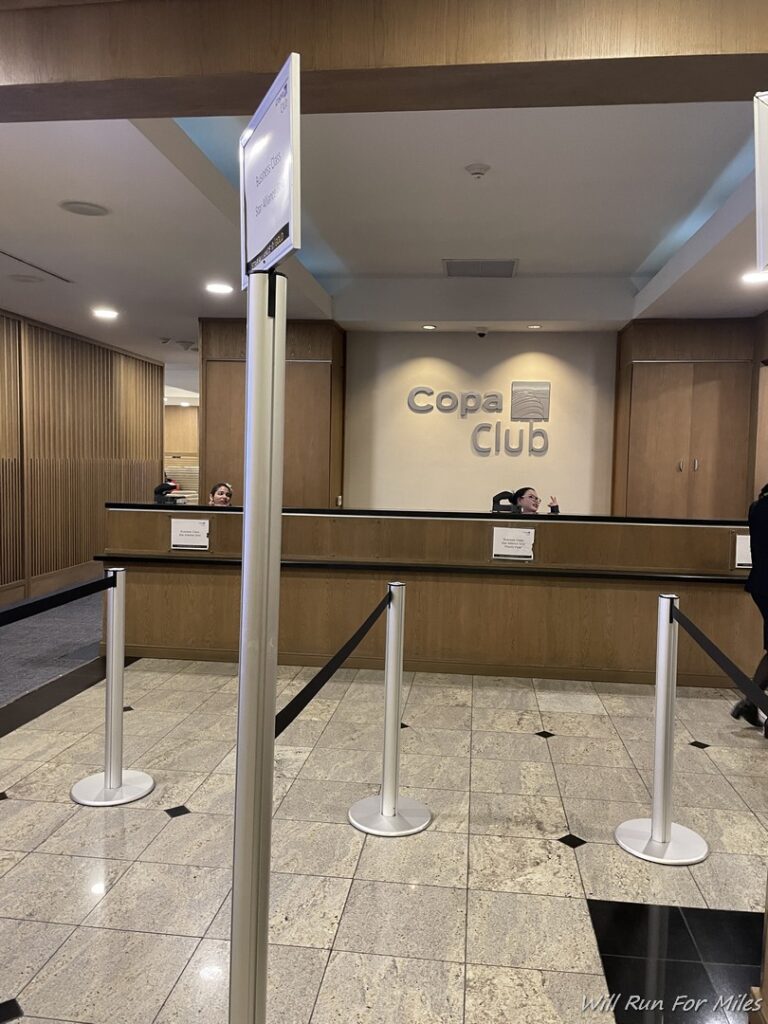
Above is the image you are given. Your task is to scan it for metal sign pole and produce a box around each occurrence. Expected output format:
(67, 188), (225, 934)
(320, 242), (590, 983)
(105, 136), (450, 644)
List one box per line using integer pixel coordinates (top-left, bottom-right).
(229, 270), (287, 1024)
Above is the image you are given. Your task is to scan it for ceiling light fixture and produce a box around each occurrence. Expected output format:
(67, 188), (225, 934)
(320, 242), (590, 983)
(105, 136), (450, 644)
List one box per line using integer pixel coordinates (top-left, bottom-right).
(742, 270), (768, 284)
(206, 282), (234, 295)
(527, 324), (542, 330)
(180, 402), (190, 407)
(422, 324), (437, 331)
(59, 201), (110, 217)
(92, 307), (118, 320)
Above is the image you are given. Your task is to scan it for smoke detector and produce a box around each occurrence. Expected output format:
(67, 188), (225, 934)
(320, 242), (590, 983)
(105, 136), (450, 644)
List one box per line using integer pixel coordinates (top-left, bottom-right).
(465, 163), (491, 180)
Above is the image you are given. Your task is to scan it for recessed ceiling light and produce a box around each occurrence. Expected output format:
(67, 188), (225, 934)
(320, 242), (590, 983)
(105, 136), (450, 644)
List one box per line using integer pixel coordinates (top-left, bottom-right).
(742, 270), (768, 284)
(92, 307), (118, 320)
(527, 324), (542, 330)
(206, 282), (234, 295)
(180, 402), (191, 407)
(59, 200), (110, 217)
(422, 324), (437, 331)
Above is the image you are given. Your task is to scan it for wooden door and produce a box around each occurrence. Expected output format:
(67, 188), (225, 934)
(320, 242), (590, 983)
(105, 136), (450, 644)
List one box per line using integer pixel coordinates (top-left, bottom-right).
(282, 361), (331, 507)
(626, 363), (693, 518)
(687, 362), (752, 520)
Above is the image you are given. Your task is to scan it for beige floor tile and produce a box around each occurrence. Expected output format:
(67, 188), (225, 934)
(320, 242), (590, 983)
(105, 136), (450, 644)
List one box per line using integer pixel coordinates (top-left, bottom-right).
(539, 712), (618, 738)
(312, 950), (464, 1024)
(576, 844), (706, 906)
(674, 806), (768, 854)
(727, 773), (768, 815)
(206, 891), (231, 939)
(272, 776), (294, 812)
(334, 879), (466, 962)
(401, 705), (472, 731)
(599, 695), (657, 717)
(292, 698), (339, 723)
(400, 754), (470, 791)
(705, 745), (768, 776)
(413, 672), (472, 688)
(5, 761), (109, 803)
(274, 746), (313, 778)
(275, 779), (380, 824)
(399, 787), (469, 833)
(406, 684), (473, 708)
(185, 772), (235, 814)
(639, 770), (747, 810)
(269, 871), (351, 948)
(131, 689), (209, 713)
(623, 738), (720, 774)
(401, 726), (471, 757)
(469, 836), (582, 898)
(0, 758), (45, 790)
(0, 851), (127, 924)
(84, 860), (231, 935)
(128, 658), (193, 674)
(22, 706), (105, 735)
(471, 708), (542, 733)
(467, 890), (602, 973)
(471, 687), (537, 711)
(465, 963), (610, 1023)
(38, 806), (169, 860)
(164, 714), (238, 742)
(610, 714), (678, 744)
(683, 720), (766, 748)
(270, 819), (364, 877)
(195, 691), (240, 715)
(138, 812), (234, 868)
(138, 735), (235, 773)
(184, 660), (237, 676)
(275, 719), (328, 748)
(118, 709), (193, 738)
(474, 676), (534, 690)
(471, 732), (551, 763)
(562, 797), (650, 844)
(470, 793), (568, 840)
(690, 852), (768, 911)
(329, 701), (386, 725)
(117, 769), (210, 811)
(154, 671), (229, 693)
(315, 719), (383, 752)
(356, 831), (467, 888)
(554, 764), (649, 802)
(53, 733), (157, 767)
(471, 759), (559, 797)
(0, 918), (73, 1002)
(21, 926), (197, 1024)
(298, 747), (382, 784)
(0, 731), (83, 762)
(0, 849), (26, 877)
(535, 693), (606, 715)
(0, 799), (76, 851)
(534, 679), (597, 694)
(547, 736), (632, 767)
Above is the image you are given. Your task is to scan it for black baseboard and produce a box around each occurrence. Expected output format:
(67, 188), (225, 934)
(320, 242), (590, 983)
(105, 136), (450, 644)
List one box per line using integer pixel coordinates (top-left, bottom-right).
(0, 656), (137, 738)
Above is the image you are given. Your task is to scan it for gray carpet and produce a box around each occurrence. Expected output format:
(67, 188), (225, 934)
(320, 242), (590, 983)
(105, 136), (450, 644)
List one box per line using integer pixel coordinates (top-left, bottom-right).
(0, 593), (103, 708)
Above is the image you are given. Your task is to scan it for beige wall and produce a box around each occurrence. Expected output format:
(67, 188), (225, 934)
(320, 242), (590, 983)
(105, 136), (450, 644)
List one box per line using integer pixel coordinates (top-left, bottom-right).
(343, 330), (617, 514)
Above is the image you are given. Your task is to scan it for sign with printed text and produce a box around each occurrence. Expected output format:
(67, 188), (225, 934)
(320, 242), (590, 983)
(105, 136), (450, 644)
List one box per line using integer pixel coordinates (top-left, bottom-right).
(492, 527), (535, 560)
(240, 52), (301, 282)
(171, 519), (210, 550)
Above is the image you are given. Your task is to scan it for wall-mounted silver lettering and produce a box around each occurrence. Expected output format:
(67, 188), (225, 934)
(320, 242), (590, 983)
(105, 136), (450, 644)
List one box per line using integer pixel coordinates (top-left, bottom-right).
(471, 422), (492, 455)
(407, 386), (434, 412)
(528, 423), (549, 456)
(504, 428), (524, 455)
(460, 392), (482, 417)
(436, 391), (459, 412)
(482, 392), (503, 413)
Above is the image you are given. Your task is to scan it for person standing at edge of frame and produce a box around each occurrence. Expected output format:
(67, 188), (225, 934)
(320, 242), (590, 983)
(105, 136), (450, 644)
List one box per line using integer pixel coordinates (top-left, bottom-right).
(732, 482), (768, 732)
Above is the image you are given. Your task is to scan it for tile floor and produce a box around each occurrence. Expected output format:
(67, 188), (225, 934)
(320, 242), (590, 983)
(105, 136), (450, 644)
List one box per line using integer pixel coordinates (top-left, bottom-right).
(0, 662), (767, 1023)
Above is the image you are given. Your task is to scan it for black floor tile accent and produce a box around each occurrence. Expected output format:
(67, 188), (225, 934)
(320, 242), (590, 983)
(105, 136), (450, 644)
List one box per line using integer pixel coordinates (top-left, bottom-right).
(0, 655), (138, 738)
(165, 805), (191, 817)
(558, 833), (586, 848)
(588, 900), (764, 1024)
(123, 705), (134, 712)
(0, 999), (22, 1023)
(0, 793), (7, 801)
(690, 740), (710, 749)
(536, 730), (555, 738)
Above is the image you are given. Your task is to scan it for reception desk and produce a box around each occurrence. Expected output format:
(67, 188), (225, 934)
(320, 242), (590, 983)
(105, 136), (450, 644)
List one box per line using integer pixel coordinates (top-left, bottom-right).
(99, 505), (758, 686)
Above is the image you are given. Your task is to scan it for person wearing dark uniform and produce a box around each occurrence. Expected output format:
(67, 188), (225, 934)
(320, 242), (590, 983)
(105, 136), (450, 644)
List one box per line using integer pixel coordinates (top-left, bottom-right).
(731, 483), (768, 727)
(513, 487), (560, 515)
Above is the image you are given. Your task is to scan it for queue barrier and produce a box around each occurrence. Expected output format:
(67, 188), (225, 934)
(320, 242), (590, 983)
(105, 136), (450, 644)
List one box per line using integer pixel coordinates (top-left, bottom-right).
(616, 592), (764, 866)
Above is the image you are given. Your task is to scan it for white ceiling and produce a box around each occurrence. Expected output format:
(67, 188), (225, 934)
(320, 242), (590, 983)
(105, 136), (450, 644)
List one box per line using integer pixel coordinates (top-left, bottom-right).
(0, 101), (764, 392)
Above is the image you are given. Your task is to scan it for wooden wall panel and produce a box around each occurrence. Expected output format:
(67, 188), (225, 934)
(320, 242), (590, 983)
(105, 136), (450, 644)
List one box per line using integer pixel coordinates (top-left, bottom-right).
(0, 314), (23, 588)
(19, 321), (162, 583)
(164, 405), (198, 455)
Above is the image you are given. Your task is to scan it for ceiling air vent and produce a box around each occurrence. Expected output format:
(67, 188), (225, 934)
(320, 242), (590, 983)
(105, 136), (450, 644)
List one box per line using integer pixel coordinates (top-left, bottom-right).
(443, 259), (519, 278)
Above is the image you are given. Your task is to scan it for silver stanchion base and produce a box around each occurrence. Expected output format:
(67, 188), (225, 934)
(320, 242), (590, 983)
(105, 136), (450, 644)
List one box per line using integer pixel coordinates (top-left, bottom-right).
(70, 770), (155, 807)
(348, 795), (432, 837)
(615, 818), (709, 865)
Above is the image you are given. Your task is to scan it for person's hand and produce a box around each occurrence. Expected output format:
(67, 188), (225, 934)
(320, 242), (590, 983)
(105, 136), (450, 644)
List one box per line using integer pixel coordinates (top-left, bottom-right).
(548, 495), (558, 508)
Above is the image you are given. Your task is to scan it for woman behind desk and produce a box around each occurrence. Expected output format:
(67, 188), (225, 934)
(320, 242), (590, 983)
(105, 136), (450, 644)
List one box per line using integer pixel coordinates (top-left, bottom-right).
(514, 487), (559, 515)
(208, 482), (233, 507)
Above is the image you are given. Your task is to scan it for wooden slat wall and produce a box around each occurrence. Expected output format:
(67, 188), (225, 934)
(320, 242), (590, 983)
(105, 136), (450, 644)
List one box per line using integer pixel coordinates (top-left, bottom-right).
(15, 319), (162, 589)
(0, 314), (23, 591)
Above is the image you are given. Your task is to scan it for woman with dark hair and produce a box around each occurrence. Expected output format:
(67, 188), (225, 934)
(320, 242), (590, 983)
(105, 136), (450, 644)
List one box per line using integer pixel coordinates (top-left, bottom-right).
(208, 482), (233, 507)
(731, 482), (768, 728)
(513, 487), (560, 515)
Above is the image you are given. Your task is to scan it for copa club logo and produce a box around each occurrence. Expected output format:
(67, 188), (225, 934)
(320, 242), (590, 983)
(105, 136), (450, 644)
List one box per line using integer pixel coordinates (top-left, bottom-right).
(406, 381), (551, 457)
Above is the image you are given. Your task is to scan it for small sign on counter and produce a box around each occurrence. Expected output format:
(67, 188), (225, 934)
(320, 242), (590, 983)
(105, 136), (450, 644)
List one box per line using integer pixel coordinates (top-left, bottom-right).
(492, 526), (534, 560)
(171, 519), (210, 550)
(735, 534), (752, 568)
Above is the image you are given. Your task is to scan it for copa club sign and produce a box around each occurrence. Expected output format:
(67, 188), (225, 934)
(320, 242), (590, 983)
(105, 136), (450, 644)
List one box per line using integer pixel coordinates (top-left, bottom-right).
(406, 381), (551, 457)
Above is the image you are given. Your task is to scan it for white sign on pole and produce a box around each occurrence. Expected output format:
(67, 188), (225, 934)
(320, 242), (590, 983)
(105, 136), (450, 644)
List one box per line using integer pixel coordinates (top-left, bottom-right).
(492, 527), (535, 560)
(755, 92), (768, 272)
(735, 534), (752, 568)
(171, 519), (210, 550)
(240, 52), (301, 283)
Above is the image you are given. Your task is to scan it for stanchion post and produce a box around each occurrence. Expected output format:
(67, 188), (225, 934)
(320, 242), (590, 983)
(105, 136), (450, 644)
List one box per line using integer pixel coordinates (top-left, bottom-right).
(70, 569), (155, 807)
(348, 582), (432, 837)
(614, 593), (708, 865)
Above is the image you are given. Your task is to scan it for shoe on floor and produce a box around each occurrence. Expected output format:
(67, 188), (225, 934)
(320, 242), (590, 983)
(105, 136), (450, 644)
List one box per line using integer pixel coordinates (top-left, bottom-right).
(731, 699), (761, 728)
